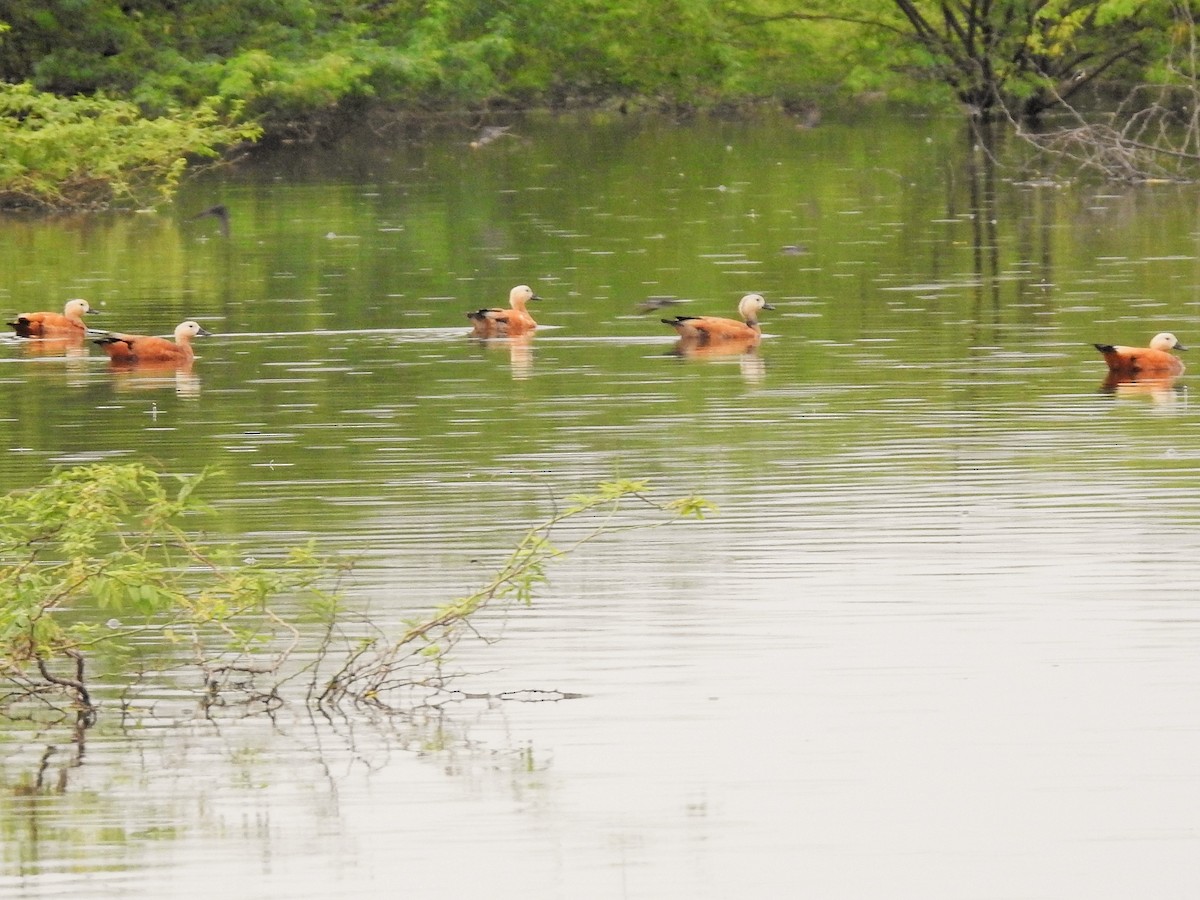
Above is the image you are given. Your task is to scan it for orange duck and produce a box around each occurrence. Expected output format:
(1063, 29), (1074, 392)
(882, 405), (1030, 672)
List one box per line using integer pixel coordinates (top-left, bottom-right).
(467, 285), (542, 337)
(662, 293), (775, 345)
(1093, 332), (1186, 377)
(94, 320), (211, 365)
(8, 298), (93, 337)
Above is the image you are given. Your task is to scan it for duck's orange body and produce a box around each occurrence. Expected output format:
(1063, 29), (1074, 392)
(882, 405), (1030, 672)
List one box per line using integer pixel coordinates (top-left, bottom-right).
(1094, 332), (1186, 377)
(662, 293), (774, 345)
(94, 321), (211, 364)
(8, 298), (93, 337)
(467, 285), (541, 337)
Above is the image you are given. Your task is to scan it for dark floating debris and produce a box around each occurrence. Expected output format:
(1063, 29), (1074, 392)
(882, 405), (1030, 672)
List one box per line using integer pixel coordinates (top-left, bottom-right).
(192, 204), (230, 238)
(470, 126), (513, 149)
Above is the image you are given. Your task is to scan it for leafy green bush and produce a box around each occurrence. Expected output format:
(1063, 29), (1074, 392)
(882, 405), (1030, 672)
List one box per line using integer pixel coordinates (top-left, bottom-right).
(0, 464), (330, 722)
(0, 82), (260, 209)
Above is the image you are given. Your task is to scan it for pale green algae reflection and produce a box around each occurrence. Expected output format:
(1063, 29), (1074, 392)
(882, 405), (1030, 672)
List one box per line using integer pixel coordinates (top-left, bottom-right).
(2, 109), (1200, 898)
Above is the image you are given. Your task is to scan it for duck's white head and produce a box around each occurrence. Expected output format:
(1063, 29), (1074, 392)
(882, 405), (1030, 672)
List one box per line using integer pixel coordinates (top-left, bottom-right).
(510, 284), (541, 305)
(175, 321), (212, 341)
(64, 298), (91, 316)
(738, 293), (775, 322)
(1150, 332), (1186, 351)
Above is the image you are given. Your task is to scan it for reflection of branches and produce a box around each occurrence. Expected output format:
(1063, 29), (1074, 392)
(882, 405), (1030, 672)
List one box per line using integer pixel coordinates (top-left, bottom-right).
(1014, 90), (1200, 180)
(309, 481), (712, 712)
(3, 713), (87, 796)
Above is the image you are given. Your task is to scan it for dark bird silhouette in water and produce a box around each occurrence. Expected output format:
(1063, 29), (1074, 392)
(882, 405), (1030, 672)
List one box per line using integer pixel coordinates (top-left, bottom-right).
(636, 297), (685, 314)
(192, 204), (231, 238)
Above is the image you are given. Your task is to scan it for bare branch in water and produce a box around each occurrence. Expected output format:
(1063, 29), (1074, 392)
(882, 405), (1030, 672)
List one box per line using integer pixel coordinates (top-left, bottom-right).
(1011, 7), (1200, 181)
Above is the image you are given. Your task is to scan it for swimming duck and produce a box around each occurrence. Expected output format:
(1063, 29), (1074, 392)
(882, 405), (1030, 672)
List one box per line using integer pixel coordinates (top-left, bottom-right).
(7, 298), (93, 337)
(94, 321), (211, 364)
(1093, 332), (1186, 376)
(662, 293), (775, 344)
(467, 285), (542, 337)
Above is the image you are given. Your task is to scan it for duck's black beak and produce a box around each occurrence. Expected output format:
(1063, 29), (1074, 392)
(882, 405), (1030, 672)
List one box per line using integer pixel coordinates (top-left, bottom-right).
(762, 302), (776, 310)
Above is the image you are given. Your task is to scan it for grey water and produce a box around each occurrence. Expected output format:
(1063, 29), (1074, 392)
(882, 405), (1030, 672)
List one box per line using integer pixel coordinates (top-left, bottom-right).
(2, 108), (1200, 898)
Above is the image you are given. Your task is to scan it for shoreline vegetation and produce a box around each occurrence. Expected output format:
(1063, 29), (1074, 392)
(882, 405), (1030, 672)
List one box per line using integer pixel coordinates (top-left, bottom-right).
(3, 1), (1200, 209)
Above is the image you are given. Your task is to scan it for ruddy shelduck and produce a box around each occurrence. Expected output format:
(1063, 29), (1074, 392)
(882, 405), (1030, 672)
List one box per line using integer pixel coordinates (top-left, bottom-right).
(662, 293), (775, 344)
(467, 285), (542, 337)
(94, 320), (211, 364)
(1094, 332), (1187, 377)
(7, 298), (93, 337)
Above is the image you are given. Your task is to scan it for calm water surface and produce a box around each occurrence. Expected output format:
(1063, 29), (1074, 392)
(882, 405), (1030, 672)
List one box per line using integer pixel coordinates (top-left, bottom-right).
(2, 109), (1200, 898)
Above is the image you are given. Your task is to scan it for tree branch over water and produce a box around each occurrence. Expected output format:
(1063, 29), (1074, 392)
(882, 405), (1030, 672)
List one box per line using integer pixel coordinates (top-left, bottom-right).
(0, 464), (712, 727)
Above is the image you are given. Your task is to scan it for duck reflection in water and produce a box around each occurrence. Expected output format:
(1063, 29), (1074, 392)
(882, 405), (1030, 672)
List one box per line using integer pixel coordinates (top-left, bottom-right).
(670, 336), (767, 383)
(1099, 372), (1185, 408)
(17, 332), (88, 358)
(472, 331), (535, 380)
(108, 359), (202, 399)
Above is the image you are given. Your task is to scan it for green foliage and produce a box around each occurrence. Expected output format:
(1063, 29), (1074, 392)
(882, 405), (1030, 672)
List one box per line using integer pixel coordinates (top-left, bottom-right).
(0, 0), (1193, 134)
(0, 0), (818, 125)
(0, 464), (326, 715)
(0, 82), (260, 209)
(1, 1), (1182, 205)
(850, 0), (1165, 119)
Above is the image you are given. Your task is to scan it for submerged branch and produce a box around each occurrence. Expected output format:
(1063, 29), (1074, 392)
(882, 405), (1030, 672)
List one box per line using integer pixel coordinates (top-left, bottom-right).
(1010, 5), (1200, 181)
(1013, 88), (1200, 181)
(35, 651), (95, 723)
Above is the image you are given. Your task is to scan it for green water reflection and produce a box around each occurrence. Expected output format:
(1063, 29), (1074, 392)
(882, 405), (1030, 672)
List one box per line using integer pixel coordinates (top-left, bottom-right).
(3, 111), (1198, 517)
